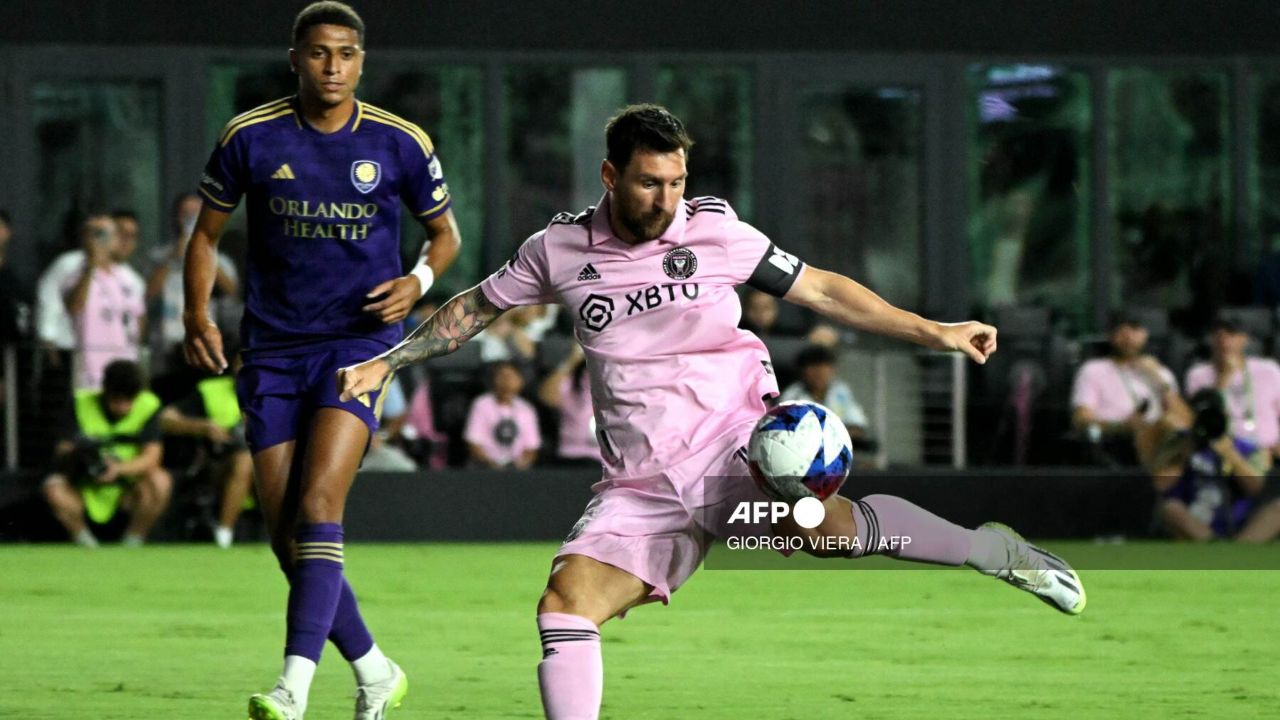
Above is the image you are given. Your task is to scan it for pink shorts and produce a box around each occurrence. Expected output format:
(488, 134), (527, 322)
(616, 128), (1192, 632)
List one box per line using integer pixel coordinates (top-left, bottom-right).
(556, 421), (771, 606)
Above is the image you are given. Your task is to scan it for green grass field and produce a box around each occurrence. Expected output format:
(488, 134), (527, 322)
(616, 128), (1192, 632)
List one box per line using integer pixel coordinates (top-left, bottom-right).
(3, 542), (1279, 719)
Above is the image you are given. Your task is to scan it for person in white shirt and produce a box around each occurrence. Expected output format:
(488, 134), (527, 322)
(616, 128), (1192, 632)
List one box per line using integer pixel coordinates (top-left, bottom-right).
(780, 344), (869, 438)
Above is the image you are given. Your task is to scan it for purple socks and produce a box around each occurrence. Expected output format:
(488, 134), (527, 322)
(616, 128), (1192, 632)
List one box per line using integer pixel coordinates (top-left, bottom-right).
(285, 523), (348, 661)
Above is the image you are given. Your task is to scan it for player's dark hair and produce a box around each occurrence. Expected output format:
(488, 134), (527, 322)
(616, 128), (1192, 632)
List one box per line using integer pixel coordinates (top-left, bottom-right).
(0, 209), (10, 227)
(110, 209), (138, 224)
(293, 1), (365, 47)
(102, 360), (145, 399)
(605, 104), (693, 171)
(795, 345), (837, 369)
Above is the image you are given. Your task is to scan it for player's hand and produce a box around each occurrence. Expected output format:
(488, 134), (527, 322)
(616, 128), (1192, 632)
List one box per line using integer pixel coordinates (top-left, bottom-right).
(337, 358), (391, 403)
(363, 276), (420, 325)
(182, 311), (228, 374)
(931, 321), (998, 364)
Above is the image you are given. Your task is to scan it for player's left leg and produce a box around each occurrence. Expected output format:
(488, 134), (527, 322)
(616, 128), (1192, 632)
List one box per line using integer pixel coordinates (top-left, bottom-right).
(120, 466), (172, 546)
(781, 493), (1086, 614)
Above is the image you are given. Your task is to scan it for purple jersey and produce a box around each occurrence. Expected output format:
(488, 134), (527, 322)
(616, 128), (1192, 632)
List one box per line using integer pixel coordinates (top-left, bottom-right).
(199, 96), (451, 355)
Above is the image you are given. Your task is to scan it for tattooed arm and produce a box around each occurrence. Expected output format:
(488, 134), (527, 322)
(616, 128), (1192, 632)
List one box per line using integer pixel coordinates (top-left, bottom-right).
(337, 284), (505, 402)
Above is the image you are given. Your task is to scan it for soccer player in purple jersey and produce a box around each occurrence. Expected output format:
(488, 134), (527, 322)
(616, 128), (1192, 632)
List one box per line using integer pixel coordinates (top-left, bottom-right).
(339, 105), (1087, 719)
(183, 3), (459, 718)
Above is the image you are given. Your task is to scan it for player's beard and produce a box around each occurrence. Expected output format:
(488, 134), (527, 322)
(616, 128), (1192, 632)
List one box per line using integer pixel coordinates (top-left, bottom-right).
(617, 201), (675, 243)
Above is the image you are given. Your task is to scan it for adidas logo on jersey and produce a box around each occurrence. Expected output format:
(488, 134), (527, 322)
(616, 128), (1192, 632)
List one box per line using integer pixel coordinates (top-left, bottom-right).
(577, 264), (601, 281)
(270, 164), (296, 180)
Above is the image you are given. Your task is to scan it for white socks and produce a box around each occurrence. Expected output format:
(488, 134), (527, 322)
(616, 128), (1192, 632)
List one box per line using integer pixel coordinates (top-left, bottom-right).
(351, 644), (392, 685)
(279, 654), (317, 709)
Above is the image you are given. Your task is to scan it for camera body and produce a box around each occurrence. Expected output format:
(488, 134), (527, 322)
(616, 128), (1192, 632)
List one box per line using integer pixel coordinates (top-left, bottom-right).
(1188, 389), (1229, 448)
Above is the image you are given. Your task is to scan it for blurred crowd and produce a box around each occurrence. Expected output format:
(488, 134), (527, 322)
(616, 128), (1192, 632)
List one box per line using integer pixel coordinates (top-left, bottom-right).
(5, 200), (1279, 546)
(0, 202), (873, 547)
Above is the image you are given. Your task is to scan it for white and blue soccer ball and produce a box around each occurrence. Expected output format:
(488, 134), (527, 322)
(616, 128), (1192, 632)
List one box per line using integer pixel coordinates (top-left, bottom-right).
(747, 401), (854, 502)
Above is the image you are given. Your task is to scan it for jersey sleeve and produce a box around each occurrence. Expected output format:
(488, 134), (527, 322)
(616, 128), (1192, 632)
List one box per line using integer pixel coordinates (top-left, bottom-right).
(397, 125), (452, 221)
(479, 232), (556, 309)
(725, 219), (807, 297)
(198, 129), (248, 212)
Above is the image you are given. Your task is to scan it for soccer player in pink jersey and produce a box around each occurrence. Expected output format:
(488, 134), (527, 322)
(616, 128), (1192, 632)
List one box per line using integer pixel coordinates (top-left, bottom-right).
(338, 104), (1086, 719)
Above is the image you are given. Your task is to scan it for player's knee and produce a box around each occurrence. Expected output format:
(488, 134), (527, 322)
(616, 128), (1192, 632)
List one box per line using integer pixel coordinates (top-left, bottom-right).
(537, 584), (603, 619)
(143, 467), (173, 500)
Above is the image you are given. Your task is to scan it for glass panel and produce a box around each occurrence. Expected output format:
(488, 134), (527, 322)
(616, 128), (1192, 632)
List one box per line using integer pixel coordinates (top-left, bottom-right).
(503, 67), (627, 255)
(205, 62), (485, 295)
(1109, 69), (1231, 311)
(32, 81), (163, 263)
(656, 65), (753, 220)
(968, 64), (1091, 328)
(1253, 75), (1280, 251)
(794, 86), (922, 308)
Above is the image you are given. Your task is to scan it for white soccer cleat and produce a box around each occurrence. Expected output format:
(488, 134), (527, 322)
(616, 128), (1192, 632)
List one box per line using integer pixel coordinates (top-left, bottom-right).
(353, 659), (408, 720)
(248, 683), (303, 720)
(980, 522), (1087, 615)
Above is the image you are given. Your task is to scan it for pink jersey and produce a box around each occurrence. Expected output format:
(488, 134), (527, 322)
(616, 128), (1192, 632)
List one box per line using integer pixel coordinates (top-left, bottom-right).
(463, 392), (542, 467)
(63, 263), (146, 390)
(558, 374), (601, 461)
(1070, 357), (1178, 424)
(480, 193), (806, 479)
(1185, 358), (1280, 449)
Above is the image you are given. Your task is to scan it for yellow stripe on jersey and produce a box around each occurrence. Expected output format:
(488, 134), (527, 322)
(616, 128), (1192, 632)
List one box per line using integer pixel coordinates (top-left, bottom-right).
(217, 97), (293, 145)
(416, 196), (451, 218)
(361, 106), (436, 158)
(352, 100), (365, 131)
(198, 186), (236, 210)
(220, 107), (295, 147)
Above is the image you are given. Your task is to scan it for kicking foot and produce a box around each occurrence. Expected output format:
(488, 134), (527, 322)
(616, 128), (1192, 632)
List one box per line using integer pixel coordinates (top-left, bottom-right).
(353, 659), (408, 719)
(979, 522), (1086, 615)
(248, 683), (303, 720)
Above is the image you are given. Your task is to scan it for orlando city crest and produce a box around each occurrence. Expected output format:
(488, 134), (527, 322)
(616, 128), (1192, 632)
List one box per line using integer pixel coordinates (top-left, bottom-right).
(351, 160), (381, 194)
(662, 247), (698, 280)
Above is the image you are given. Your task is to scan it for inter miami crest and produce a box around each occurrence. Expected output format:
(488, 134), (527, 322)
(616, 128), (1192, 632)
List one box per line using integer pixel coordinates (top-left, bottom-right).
(351, 160), (382, 194)
(662, 247), (698, 280)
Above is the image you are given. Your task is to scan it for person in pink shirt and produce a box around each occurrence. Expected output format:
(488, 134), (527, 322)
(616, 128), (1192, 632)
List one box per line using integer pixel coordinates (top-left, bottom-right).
(338, 105), (1086, 719)
(1184, 316), (1280, 458)
(464, 361), (542, 469)
(538, 342), (601, 465)
(63, 213), (147, 390)
(1071, 311), (1179, 467)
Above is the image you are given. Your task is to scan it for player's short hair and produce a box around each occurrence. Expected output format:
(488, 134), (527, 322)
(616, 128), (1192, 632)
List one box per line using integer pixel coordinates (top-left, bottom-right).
(795, 345), (837, 369)
(293, 1), (365, 47)
(605, 104), (694, 171)
(102, 360), (145, 400)
(110, 209), (139, 224)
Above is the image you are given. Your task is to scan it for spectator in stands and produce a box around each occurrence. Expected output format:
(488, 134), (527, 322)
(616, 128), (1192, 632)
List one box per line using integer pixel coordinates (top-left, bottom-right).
(464, 361), (541, 469)
(62, 213), (147, 389)
(1071, 310), (1179, 467)
(1184, 315), (1280, 461)
(781, 345), (870, 439)
(110, 209), (142, 266)
(1150, 389), (1280, 542)
(158, 356), (252, 548)
(41, 359), (171, 547)
(146, 193), (239, 372)
(361, 376), (418, 471)
(0, 209), (22, 346)
(740, 289), (780, 337)
(538, 342), (600, 465)
(477, 305), (539, 365)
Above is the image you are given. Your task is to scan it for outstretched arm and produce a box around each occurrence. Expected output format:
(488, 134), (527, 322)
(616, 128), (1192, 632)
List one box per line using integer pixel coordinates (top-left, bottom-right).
(783, 266), (998, 364)
(338, 284), (505, 402)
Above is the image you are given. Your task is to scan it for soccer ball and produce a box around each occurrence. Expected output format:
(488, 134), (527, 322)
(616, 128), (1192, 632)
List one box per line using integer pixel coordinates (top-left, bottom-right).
(747, 401), (853, 502)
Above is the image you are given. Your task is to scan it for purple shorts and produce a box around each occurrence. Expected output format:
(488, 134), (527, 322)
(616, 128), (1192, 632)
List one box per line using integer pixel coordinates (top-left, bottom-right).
(235, 347), (391, 453)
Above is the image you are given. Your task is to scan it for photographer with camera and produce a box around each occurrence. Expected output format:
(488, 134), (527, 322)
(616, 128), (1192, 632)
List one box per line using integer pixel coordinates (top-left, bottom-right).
(41, 359), (171, 547)
(1184, 315), (1280, 461)
(1071, 311), (1180, 467)
(1150, 389), (1280, 542)
(158, 351), (252, 548)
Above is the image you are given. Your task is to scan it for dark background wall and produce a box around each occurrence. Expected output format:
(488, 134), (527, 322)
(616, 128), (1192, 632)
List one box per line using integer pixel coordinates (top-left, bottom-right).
(5, 0), (1280, 55)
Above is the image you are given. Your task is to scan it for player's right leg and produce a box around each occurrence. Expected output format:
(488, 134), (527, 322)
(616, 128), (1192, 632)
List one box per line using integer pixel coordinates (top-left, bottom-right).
(781, 493), (1086, 615)
(537, 554), (652, 720)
